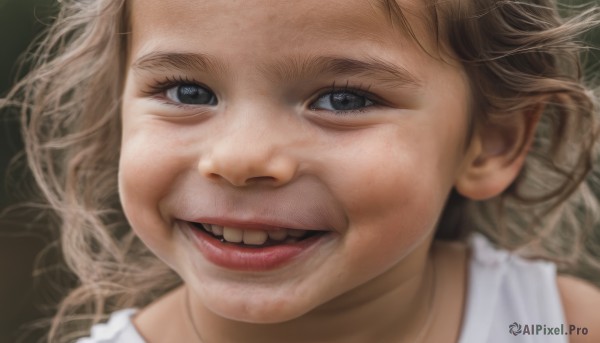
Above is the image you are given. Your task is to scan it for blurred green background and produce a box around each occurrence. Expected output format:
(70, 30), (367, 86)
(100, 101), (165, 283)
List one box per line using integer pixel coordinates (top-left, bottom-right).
(0, 0), (598, 342)
(1, 0), (54, 208)
(1, 2), (61, 342)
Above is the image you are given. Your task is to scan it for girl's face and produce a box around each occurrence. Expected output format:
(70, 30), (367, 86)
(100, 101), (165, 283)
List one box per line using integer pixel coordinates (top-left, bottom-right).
(120, 0), (472, 323)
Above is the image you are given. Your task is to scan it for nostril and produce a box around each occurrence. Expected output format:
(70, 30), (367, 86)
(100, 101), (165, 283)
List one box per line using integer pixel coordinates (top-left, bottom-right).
(206, 172), (225, 182)
(205, 173), (277, 187)
(246, 176), (278, 184)
(198, 154), (297, 187)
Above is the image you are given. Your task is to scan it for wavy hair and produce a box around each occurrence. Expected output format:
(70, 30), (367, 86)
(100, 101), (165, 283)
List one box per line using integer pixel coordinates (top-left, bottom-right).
(2, 0), (599, 341)
(3, 1), (179, 341)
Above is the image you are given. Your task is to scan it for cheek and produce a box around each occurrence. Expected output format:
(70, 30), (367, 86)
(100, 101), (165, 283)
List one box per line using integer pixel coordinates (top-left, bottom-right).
(336, 131), (451, 217)
(327, 127), (457, 263)
(347, 160), (443, 249)
(118, 125), (188, 257)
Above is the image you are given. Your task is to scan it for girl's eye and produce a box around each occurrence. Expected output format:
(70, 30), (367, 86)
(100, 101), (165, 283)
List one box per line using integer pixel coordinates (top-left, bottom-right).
(165, 84), (217, 105)
(311, 91), (374, 112)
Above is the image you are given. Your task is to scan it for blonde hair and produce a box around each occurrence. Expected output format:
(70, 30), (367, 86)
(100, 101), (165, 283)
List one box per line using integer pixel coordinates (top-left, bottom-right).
(2, 0), (599, 341)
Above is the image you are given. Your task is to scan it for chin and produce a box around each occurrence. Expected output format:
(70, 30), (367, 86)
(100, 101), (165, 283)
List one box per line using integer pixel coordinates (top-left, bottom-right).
(202, 291), (317, 324)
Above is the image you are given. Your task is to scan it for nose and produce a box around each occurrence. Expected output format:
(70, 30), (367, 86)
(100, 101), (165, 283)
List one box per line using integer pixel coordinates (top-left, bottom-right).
(198, 125), (298, 187)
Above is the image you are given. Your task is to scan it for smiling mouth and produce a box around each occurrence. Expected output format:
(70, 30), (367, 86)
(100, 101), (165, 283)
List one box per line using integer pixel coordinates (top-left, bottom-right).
(188, 222), (325, 248)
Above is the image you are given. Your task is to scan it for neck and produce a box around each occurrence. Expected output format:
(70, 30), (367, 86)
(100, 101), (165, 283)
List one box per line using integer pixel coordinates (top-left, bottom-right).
(185, 238), (437, 343)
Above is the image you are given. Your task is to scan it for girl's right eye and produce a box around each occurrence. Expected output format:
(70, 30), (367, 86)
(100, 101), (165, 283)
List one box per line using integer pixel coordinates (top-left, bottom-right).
(165, 84), (218, 105)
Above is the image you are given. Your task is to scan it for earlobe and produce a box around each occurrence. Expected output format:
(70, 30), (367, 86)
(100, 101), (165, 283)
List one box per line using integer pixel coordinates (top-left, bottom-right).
(454, 104), (543, 201)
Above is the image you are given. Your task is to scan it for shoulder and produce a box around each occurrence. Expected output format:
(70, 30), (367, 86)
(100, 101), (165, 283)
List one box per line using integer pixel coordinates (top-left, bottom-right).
(557, 275), (600, 343)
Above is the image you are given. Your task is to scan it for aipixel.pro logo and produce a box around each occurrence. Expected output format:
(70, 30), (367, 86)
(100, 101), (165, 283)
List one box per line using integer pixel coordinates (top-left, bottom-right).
(509, 322), (522, 336)
(508, 322), (589, 336)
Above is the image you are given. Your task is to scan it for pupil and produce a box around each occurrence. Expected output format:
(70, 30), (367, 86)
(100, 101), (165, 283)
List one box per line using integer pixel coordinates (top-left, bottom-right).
(330, 92), (365, 110)
(177, 84), (214, 105)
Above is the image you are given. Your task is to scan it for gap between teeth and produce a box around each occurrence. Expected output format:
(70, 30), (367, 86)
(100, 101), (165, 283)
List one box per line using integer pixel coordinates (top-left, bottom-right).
(201, 224), (308, 246)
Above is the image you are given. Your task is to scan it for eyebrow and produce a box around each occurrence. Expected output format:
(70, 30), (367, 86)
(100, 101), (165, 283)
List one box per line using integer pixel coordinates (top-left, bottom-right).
(132, 51), (228, 75)
(263, 55), (422, 89)
(132, 52), (422, 89)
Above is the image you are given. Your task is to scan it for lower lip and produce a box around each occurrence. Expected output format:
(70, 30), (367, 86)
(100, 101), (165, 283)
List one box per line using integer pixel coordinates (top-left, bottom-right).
(182, 222), (329, 271)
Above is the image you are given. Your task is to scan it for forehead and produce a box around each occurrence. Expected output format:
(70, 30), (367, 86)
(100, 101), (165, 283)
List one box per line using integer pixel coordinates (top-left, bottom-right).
(128, 0), (434, 60)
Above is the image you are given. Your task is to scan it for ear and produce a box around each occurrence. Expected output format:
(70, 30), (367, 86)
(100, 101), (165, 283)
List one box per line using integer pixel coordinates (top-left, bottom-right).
(454, 104), (543, 201)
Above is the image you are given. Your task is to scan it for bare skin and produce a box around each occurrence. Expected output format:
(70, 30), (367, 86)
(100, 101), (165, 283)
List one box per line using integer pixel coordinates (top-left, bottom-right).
(122, 0), (478, 341)
(119, 0), (600, 342)
(134, 240), (469, 343)
(557, 276), (600, 343)
(134, 243), (600, 343)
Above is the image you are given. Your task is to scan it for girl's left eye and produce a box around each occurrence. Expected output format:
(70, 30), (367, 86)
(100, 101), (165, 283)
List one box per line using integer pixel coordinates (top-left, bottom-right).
(165, 84), (217, 105)
(311, 91), (374, 112)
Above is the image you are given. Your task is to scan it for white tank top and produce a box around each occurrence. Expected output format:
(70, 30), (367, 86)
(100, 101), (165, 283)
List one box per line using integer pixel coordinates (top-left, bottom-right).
(458, 233), (567, 343)
(76, 233), (568, 343)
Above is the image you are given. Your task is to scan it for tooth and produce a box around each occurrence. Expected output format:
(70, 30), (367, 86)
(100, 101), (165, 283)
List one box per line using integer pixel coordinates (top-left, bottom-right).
(223, 226), (243, 243)
(268, 230), (287, 241)
(203, 223), (213, 232)
(243, 230), (268, 245)
(287, 229), (307, 238)
(212, 225), (223, 236)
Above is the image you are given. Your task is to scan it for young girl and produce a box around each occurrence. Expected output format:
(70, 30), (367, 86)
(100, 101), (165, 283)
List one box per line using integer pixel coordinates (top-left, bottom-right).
(4, 0), (600, 342)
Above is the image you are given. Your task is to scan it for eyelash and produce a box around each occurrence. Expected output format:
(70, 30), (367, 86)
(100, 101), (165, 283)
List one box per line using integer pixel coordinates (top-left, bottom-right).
(142, 75), (199, 94)
(142, 77), (379, 114)
(311, 82), (377, 115)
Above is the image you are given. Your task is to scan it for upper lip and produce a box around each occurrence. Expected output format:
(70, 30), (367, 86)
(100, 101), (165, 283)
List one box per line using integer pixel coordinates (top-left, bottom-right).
(190, 216), (329, 231)
(168, 177), (346, 233)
